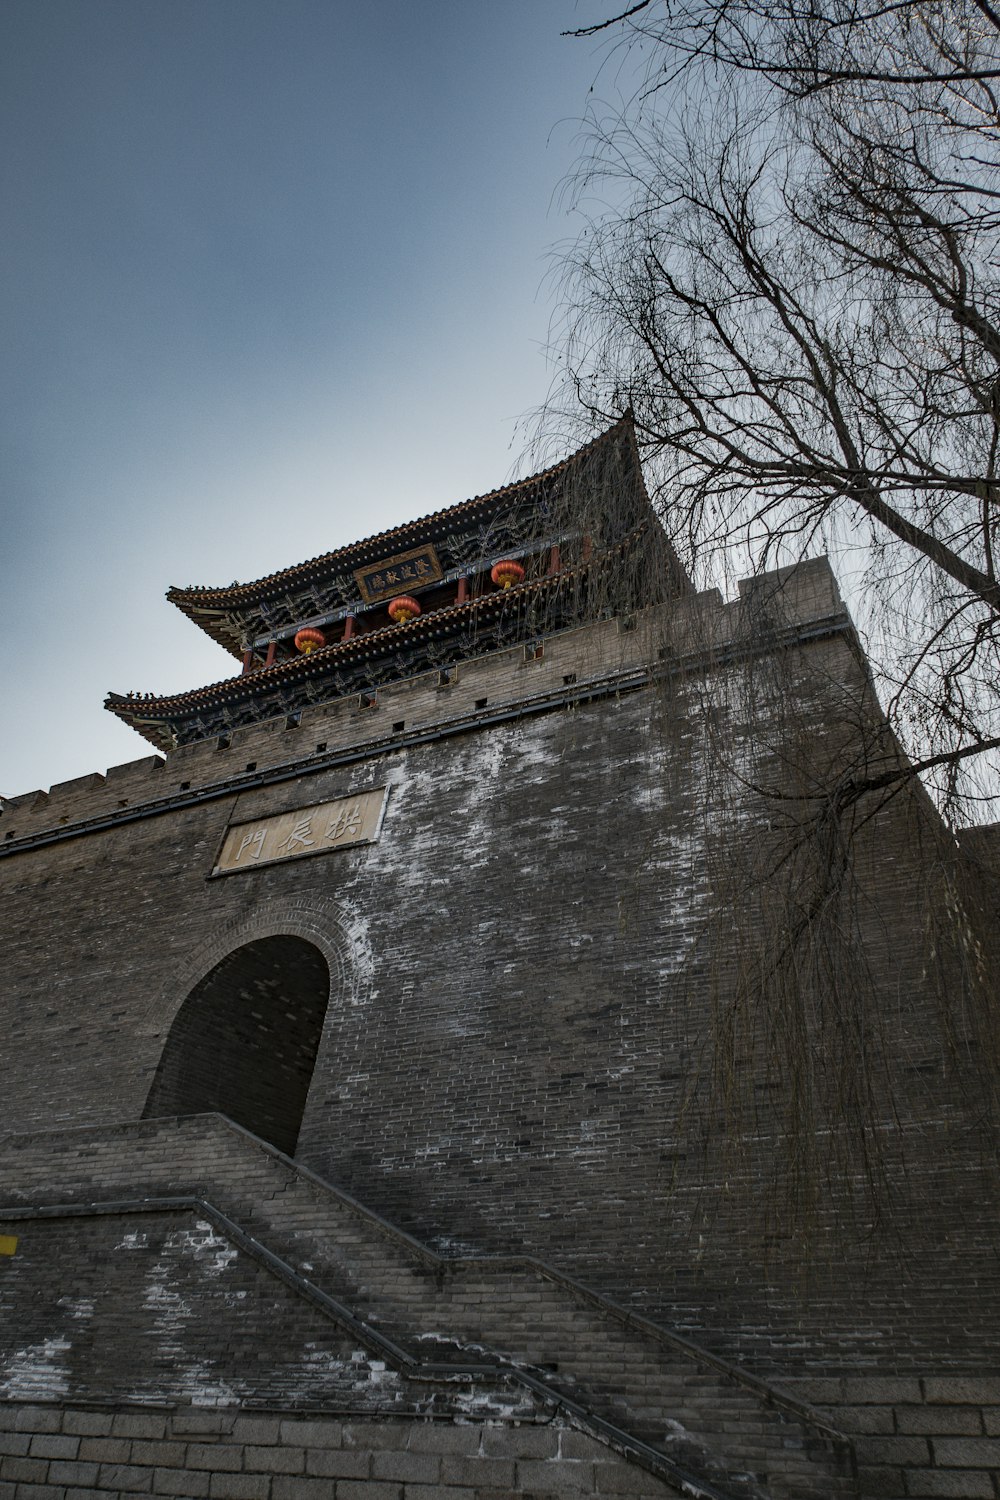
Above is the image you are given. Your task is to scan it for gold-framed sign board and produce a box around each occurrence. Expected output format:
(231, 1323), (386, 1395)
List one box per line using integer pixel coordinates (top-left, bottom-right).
(213, 786), (388, 876)
(353, 544), (443, 605)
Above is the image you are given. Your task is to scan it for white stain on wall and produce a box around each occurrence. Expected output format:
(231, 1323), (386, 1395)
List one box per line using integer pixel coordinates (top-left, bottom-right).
(0, 1336), (72, 1399)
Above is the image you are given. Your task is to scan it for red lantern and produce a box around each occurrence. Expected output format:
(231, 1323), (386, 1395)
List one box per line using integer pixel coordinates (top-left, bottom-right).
(294, 627), (326, 656)
(491, 559), (525, 590)
(388, 595), (421, 624)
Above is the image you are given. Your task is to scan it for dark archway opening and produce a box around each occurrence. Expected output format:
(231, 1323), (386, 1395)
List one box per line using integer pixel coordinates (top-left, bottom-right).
(143, 936), (330, 1156)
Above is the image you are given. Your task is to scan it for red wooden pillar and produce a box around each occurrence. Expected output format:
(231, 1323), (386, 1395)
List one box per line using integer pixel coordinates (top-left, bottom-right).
(342, 614), (355, 642)
(548, 544), (561, 575)
(581, 534), (592, 563)
(242, 649), (254, 675)
(264, 640), (277, 669)
(456, 574), (469, 604)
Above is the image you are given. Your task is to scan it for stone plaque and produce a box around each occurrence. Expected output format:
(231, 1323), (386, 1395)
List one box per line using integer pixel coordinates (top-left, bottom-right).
(353, 544), (443, 604)
(213, 786), (388, 876)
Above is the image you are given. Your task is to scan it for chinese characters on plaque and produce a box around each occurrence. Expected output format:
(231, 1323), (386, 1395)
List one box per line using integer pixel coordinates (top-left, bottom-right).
(213, 786), (388, 876)
(353, 544), (443, 605)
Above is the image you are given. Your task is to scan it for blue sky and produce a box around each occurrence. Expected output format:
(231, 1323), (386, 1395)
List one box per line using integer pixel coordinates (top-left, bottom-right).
(1, 1), (621, 797)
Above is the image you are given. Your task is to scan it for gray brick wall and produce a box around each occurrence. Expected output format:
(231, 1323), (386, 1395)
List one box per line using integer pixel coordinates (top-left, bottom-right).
(788, 1378), (1000, 1499)
(0, 1401), (670, 1499)
(1, 562), (997, 1500)
(0, 1118), (857, 1498)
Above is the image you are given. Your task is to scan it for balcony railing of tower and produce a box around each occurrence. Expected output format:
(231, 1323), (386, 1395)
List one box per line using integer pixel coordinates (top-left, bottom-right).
(238, 534), (590, 674)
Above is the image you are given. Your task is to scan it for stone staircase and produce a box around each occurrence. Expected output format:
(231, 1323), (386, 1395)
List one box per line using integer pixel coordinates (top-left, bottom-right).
(0, 1114), (857, 1500)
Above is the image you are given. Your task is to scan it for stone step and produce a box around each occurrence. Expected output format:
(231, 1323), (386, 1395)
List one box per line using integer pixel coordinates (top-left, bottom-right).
(0, 1113), (857, 1500)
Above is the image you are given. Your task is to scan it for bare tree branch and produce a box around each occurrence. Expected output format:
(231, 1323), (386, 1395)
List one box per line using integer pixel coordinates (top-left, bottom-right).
(562, 2), (653, 40)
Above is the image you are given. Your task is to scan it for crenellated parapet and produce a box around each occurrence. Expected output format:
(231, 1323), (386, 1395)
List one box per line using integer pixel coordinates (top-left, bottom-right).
(2, 559), (854, 855)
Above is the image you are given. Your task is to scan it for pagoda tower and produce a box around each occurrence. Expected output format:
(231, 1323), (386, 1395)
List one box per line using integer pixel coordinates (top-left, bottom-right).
(107, 416), (688, 751)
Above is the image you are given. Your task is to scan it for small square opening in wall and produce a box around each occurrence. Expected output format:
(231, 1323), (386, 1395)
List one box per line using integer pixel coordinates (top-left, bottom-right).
(392, 720), (405, 732)
(563, 672), (578, 686)
(619, 615), (638, 633)
(359, 691), (377, 710)
(4, 830), (15, 840)
(179, 781), (191, 791)
(245, 762), (257, 773)
(475, 697), (488, 710)
(437, 667), (454, 687)
(523, 642), (544, 662)
(217, 733), (231, 750)
(285, 712), (301, 729)
(315, 741), (327, 753)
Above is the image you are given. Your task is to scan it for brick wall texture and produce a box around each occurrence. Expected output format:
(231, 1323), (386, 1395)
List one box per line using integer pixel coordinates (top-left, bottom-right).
(1, 559), (997, 1500)
(0, 1400), (664, 1500)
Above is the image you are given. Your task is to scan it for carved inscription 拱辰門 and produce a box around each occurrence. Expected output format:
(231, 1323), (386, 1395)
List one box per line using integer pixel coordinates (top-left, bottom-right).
(353, 544), (443, 605)
(213, 786), (387, 875)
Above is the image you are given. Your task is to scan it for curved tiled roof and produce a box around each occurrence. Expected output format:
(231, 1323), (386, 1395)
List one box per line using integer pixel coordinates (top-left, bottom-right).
(108, 563), (587, 731)
(165, 416), (634, 616)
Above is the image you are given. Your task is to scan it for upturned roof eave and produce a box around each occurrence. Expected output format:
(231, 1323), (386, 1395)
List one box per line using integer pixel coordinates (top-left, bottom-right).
(106, 565), (584, 733)
(165, 416), (632, 622)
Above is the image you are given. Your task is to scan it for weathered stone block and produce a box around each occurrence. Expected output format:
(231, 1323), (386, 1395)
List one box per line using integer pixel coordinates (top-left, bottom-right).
(924, 1380), (1000, 1407)
(341, 1422), (416, 1453)
(282, 1479), (396, 1500)
(516, 1458), (596, 1493)
(12, 1409), (61, 1436)
(184, 1444), (245, 1473)
(270, 1479), (336, 1500)
(45, 1459), (99, 1485)
(153, 1462), (212, 1496)
(854, 1435), (931, 1465)
(370, 1449), (440, 1483)
(592, 1459), (668, 1495)
(304, 1447), (369, 1478)
(78, 1437), (133, 1464)
(482, 1427), (560, 1460)
(903, 1471), (996, 1498)
(404, 1425), (481, 1456)
(97, 1460), (155, 1490)
(230, 1418), (282, 1447)
(111, 1412), (169, 1440)
(243, 1445), (304, 1475)
(844, 1380), (923, 1405)
(438, 1454), (515, 1488)
(558, 1432), (610, 1461)
(834, 1404), (896, 1435)
(896, 1406), (983, 1436)
(855, 1465), (906, 1499)
(0, 1456), (49, 1484)
(932, 1437), (1000, 1468)
(208, 1472), (272, 1499)
(130, 1439), (188, 1467)
(173, 1412), (237, 1438)
(390, 1487), (467, 1500)
(61, 1411), (115, 1437)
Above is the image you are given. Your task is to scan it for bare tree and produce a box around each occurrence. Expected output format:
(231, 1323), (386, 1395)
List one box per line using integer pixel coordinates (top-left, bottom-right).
(565, 0), (1000, 96)
(551, 0), (1000, 819)
(540, 0), (1000, 1234)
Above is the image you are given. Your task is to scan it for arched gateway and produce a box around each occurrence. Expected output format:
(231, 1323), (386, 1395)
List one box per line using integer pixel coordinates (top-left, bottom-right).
(143, 934), (330, 1156)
